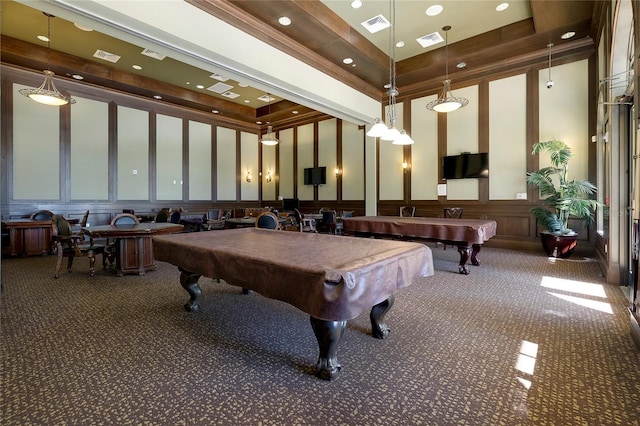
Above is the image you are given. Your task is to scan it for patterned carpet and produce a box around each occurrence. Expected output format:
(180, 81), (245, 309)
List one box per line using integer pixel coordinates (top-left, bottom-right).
(1, 245), (640, 425)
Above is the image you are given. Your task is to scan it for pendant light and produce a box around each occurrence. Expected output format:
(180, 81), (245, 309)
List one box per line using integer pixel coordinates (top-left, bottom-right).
(260, 94), (279, 146)
(545, 43), (554, 89)
(426, 26), (467, 113)
(19, 13), (75, 106)
(367, 0), (414, 145)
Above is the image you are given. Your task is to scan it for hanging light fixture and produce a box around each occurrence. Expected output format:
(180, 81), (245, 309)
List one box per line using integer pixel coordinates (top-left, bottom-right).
(367, 0), (414, 145)
(260, 94), (279, 146)
(426, 25), (467, 113)
(19, 13), (75, 106)
(545, 43), (554, 89)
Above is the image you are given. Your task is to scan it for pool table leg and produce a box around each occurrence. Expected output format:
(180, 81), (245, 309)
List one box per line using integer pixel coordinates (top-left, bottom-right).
(179, 269), (202, 312)
(310, 317), (346, 381)
(456, 244), (472, 275)
(370, 295), (395, 339)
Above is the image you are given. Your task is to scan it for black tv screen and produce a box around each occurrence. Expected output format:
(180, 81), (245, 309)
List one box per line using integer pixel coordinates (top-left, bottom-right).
(443, 153), (489, 179)
(282, 198), (299, 211)
(304, 167), (327, 185)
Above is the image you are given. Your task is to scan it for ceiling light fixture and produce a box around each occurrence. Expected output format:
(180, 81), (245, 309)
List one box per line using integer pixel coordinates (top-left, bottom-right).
(545, 43), (554, 89)
(260, 94), (279, 146)
(426, 26), (468, 113)
(19, 13), (75, 106)
(367, 0), (414, 145)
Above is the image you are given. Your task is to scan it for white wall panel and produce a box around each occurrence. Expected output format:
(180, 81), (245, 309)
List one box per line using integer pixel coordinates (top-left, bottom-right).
(410, 95), (439, 200)
(188, 120), (212, 201)
(318, 119), (337, 201)
(240, 131), (258, 201)
(117, 106), (148, 200)
(278, 128), (295, 199)
(216, 127), (236, 201)
(13, 84), (60, 200)
(342, 121), (364, 200)
(446, 85), (479, 200)
(261, 142), (277, 201)
(297, 124), (315, 201)
(70, 97), (108, 200)
(489, 74), (527, 200)
(156, 114), (183, 200)
(379, 102), (404, 200)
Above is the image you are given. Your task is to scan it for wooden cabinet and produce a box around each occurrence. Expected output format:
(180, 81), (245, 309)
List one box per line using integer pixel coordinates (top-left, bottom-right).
(2, 220), (52, 256)
(114, 237), (155, 276)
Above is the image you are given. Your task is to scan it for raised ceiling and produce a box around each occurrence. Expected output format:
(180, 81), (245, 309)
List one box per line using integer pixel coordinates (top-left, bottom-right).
(1, 0), (598, 127)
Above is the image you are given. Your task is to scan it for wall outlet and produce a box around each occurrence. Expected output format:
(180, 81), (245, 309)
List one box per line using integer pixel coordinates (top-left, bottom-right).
(516, 192), (527, 200)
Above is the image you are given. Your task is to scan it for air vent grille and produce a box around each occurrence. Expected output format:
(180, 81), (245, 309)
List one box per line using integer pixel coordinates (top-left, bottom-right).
(361, 14), (390, 34)
(207, 82), (234, 94)
(141, 48), (166, 60)
(257, 94), (276, 102)
(93, 49), (121, 63)
(417, 32), (444, 48)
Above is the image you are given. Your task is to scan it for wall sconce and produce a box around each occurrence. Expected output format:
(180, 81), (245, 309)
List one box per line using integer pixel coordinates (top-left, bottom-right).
(335, 168), (341, 177)
(265, 171), (272, 183)
(246, 171), (252, 183)
(402, 162), (409, 171)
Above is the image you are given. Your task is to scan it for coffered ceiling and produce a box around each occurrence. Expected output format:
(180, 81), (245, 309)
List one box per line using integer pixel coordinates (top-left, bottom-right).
(1, 0), (598, 128)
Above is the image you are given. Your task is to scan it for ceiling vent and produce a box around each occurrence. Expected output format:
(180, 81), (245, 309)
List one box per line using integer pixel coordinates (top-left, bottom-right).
(221, 91), (240, 99)
(93, 49), (121, 63)
(141, 48), (166, 60)
(361, 14), (390, 34)
(257, 94), (276, 102)
(210, 73), (229, 82)
(207, 82), (234, 94)
(417, 31), (444, 48)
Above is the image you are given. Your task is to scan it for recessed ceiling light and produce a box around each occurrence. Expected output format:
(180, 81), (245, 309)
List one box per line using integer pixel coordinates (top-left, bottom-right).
(496, 3), (509, 12)
(212, 109), (219, 114)
(37, 35), (49, 42)
(351, 64), (356, 67)
(278, 16), (291, 26)
(426, 5), (443, 16)
(351, 0), (363, 8)
(343, 58), (354, 64)
(186, 82), (191, 85)
(396, 41), (405, 48)
(561, 31), (576, 39)
(132, 65), (142, 70)
(196, 84), (204, 89)
(457, 62), (467, 69)
(292, 111), (299, 114)
(74, 23), (93, 31)
(71, 74), (84, 80)
(256, 121), (262, 125)
(238, 83), (249, 87)
(153, 95), (162, 100)
(244, 99), (250, 103)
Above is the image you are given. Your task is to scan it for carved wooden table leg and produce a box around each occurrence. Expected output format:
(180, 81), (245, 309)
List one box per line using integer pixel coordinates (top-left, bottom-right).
(471, 244), (482, 266)
(457, 244), (472, 274)
(370, 295), (395, 339)
(179, 269), (202, 312)
(310, 317), (347, 381)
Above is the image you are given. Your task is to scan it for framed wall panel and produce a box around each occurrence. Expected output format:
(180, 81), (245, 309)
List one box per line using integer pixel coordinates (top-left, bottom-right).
(240, 131), (258, 201)
(379, 102), (404, 200)
(156, 114), (183, 200)
(12, 84), (60, 200)
(117, 106), (149, 200)
(216, 127), (236, 201)
(278, 128), (295, 199)
(489, 74), (527, 200)
(446, 85), (480, 200)
(318, 118), (337, 201)
(410, 95), (439, 200)
(297, 123), (314, 201)
(342, 121), (364, 200)
(261, 142), (277, 202)
(188, 120), (212, 201)
(70, 97), (109, 200)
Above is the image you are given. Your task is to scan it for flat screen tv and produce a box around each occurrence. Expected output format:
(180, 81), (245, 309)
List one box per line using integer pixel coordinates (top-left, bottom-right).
(443, 153), (489, 179)
(303, 167), (327, 185)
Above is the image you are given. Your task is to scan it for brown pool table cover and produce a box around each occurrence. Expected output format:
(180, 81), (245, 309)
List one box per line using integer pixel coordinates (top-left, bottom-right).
(152, 228), (433, 321)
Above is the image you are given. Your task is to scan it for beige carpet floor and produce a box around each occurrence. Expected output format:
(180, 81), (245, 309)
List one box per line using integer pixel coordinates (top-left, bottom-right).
(1, 244), (640, 425)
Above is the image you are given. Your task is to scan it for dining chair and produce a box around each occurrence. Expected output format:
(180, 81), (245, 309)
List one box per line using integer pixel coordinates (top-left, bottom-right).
(444, 207), (464, 219)
(30, 209), (54, 221)
(399, 206), (416, 217)
(322, 210), (338, 234)
(294, 208), (316, 233)
(111, 213), (140, 226)
(154, 210), (169, 223)
(51, 215), (106, 278)
(170, 210), (181, 224)
(255, 211), (279, 230)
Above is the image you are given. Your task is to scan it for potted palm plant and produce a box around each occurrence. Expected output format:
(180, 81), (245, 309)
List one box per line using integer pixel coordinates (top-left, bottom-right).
(526, 140), (601, 257)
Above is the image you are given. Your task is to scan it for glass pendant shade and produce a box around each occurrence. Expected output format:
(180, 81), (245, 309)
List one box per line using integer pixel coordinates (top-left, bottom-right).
(381, 126), (401, 141)
(392, 130), (415, 145)
(367, 118), (389, 137)
(426, 26), (467, 113)
(260, 125), (279, 146)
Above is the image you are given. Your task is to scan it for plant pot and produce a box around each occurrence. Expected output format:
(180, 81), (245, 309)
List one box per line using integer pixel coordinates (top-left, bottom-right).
(540, 233), (578, 258)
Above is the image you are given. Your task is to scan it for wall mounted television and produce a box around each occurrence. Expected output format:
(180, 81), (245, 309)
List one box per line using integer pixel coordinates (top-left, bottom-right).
(281, 198), (299, 211)
(303, 167), (327, 185)
(443, 153), (489, 179)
